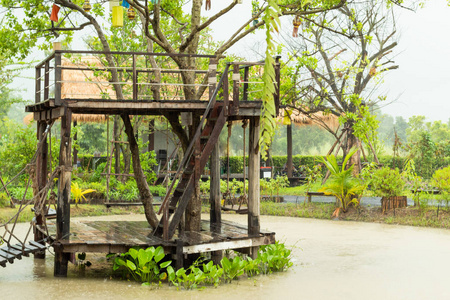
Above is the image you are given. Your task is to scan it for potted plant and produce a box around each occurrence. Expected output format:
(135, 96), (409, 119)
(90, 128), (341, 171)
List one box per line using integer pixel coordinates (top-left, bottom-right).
(370, 167), (406, 212)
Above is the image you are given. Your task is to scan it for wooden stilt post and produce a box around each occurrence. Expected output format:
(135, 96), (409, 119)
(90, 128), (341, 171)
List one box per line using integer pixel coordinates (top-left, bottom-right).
(34, 120), (48, 259)
(248, 117), (260, 259)
(210, 143), (222, 264)
(54, 107), (72, 277)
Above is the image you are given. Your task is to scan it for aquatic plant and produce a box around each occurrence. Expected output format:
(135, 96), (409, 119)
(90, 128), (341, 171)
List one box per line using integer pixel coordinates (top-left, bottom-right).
(113, 246), (172, 285)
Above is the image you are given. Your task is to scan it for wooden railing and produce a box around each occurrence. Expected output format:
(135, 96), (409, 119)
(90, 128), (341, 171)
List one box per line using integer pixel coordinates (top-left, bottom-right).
(34, 50), (217, 105)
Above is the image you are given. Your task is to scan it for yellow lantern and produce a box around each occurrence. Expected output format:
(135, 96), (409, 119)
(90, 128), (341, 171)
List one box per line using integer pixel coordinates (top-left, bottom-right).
(112, 6), (123, 27)
(127, 7), (135, 20)
(83, 0), (92, 12)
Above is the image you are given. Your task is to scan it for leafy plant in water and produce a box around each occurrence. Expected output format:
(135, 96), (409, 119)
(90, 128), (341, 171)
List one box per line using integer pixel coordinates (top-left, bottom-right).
(113, 246), (171, 285)
(169, 258), (207, 289)
(221, 256), (245, 282)
(258, 242), (293, 274)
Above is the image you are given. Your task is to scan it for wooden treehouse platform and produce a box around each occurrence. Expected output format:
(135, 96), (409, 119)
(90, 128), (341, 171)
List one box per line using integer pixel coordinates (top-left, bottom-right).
(36, 220), (274, 258)
(25, 50), (280, 276)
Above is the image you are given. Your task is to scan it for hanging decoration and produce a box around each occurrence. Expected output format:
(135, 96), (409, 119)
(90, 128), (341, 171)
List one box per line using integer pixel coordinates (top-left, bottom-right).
(237, 0), (243, 3)
(83, 0), (92, 12)
(50, 4), (60, 22)
(205, 0), (211, 10)
(252, 8), (258, 26)
(150, 0), (160, 4)
(109, 0), (120, 12)
(292, 16), (302, 37)
(127, 7), (135, 20)
(121, 0), (130, 8)
(112, 5), (124, 27)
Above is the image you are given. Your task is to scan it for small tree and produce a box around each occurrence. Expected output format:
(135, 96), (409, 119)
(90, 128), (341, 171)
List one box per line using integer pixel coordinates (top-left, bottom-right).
(319, 148), (365, 215)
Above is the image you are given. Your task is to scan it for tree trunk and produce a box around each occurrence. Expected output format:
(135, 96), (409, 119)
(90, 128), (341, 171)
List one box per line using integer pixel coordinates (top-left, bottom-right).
(113, 116), (121, 179)
(185, 113), (202, 232)
(345, 121), (361, 175)
(122, 114), (159, 228)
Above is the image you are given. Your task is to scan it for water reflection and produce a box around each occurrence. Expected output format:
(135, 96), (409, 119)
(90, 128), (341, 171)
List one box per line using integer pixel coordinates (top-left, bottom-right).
(2, 214), (450, 300)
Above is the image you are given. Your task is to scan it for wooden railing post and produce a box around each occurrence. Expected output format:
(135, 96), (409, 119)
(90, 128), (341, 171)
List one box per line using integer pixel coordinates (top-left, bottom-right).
(35, 67), (41, 104)
(44, 61), (50, 101)
(243, 66), (249, 101)
(232, 64), (240, 115)
(132, 54), (137, 100)
(274, 56), (281, 115)
(54, 51), (62, 106)
(208, 58), (217, 100)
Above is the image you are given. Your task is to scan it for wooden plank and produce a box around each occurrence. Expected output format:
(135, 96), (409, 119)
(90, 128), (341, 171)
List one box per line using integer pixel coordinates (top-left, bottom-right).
(182, 235), (273, 255)
(1, 246), (22, 259)
(10, 244), (31, 256)
(0, 249), (15, 263)
(29, 240), (47, 251)
(0, 256), (6, 267)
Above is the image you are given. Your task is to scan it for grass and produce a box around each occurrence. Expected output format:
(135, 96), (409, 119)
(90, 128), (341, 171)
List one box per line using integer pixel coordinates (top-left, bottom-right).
(0, 204), (143, 224)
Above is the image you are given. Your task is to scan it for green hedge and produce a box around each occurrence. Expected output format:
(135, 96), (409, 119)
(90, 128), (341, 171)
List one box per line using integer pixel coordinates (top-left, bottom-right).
(220, 155), (450, 178)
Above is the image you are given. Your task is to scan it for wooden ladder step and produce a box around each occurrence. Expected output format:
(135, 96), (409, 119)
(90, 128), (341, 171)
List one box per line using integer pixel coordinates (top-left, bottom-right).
(29, 240), (47, 251)
(2, 247), (22, 260)
(9, 244), (31, 257)
(0, 256), (6, 267)
(0, 249), (16, 264)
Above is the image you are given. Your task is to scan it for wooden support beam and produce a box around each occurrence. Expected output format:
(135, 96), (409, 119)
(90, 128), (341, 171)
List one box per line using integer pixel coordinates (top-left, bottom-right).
(54, 107), (72, 277)
(248, 117), (260, 259)
(34, 121), (48, 259)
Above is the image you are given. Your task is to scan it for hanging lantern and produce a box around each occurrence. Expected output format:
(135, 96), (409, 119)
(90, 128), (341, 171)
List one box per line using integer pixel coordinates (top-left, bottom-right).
(50, 4), (60, 22)
(109, 0), (120, 12)
(112, 5), (123, 27)
(121, 0), (130, 8)
(127, 7), (135, 20)
(151, 0), (160, 4)
(83, 0), (92, 12)
(252, 10), (258, 26)
(292, 16), (302, 37)
(205, 0), (211, 10)
(237, 0), (243, 3)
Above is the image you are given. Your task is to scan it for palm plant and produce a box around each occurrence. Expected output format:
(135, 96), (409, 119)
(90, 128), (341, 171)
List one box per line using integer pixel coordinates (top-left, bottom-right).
(71, 182), (95, 206)
(318, 148), (365, 216)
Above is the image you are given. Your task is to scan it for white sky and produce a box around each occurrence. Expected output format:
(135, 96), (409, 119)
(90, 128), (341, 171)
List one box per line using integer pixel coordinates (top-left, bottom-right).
(10, 0), (450, 123)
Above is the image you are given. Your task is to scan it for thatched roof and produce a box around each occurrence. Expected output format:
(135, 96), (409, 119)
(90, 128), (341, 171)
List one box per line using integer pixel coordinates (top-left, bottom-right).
(24, 113), (108, 125)
(278, 108), (340, 130)
(61, 56), (117, 100)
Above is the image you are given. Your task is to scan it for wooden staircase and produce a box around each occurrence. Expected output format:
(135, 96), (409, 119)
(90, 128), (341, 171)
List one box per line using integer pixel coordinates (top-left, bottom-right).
(156, 103), (227, 240)
(0, 241), (47, 267)
(156, 64), (230, 240)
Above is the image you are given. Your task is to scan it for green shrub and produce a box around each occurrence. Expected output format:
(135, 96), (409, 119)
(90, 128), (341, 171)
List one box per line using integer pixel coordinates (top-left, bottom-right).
(0, 192), (10, 208)
(370, 167), (405, 197)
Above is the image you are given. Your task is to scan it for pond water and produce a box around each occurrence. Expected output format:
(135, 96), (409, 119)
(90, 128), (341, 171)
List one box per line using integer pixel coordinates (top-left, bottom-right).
(2, 214), (450, 300)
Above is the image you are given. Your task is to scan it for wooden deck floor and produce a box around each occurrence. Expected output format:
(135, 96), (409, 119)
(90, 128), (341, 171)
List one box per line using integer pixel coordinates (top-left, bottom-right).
(39, 220), (275, 255)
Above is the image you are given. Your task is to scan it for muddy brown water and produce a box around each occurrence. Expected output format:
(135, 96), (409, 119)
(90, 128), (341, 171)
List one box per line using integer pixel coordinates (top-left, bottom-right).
(2, 214), (450, 300)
